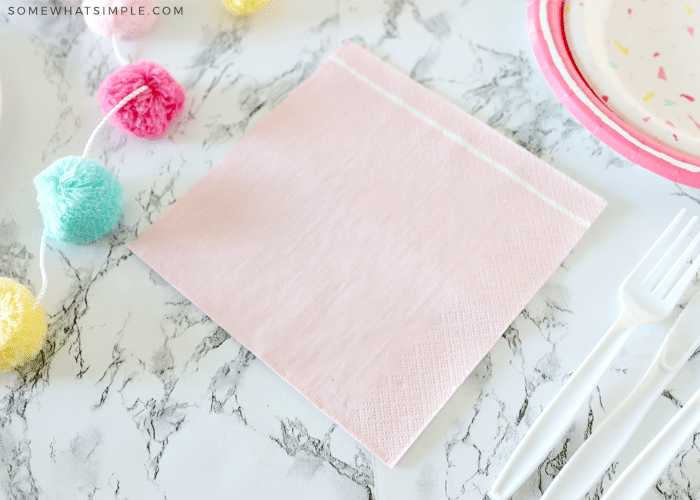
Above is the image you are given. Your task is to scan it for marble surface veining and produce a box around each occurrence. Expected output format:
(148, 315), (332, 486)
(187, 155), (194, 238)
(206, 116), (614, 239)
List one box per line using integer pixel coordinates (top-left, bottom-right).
(1, 0), (700, 499)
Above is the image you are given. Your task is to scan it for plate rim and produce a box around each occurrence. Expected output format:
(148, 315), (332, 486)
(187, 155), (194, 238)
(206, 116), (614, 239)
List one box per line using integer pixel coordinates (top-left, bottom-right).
(526, 0), (700, 187)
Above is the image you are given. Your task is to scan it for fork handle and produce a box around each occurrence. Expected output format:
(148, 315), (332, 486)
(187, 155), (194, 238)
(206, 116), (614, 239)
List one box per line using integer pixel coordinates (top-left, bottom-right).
(489, 314), (639, 500)
(539, 363), (674, 500)
(600, 384), (700, 500)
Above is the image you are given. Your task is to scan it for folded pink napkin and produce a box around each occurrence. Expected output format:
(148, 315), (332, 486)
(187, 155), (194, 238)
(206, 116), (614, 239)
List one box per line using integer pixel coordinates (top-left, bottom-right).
(130, 41), (606, 467)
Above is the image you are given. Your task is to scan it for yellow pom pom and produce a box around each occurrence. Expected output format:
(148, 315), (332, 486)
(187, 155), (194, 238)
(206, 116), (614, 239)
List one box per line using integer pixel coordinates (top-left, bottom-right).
(0, 278), (47, 372)
(222, 0), (268, 15)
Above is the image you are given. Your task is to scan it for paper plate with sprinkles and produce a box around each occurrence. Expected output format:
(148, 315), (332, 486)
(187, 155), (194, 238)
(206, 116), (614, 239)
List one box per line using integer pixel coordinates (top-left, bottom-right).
(528, 0), (700, 187)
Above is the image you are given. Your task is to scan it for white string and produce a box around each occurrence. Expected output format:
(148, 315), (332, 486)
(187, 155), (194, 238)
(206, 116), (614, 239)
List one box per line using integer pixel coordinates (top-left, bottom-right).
(30, 40), (141, 309)
(34, 230), (47, 307)
(111, 34), (130, 66)
(81, 84), (149, 159)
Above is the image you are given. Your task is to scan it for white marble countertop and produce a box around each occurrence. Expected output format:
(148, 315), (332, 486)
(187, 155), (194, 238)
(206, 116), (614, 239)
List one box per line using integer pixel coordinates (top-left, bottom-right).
(2, 1), (700, 499)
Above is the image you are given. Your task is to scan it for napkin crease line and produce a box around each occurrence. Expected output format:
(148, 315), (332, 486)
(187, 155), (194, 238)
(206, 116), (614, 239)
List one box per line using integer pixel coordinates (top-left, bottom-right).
(329, 54), (590, 229)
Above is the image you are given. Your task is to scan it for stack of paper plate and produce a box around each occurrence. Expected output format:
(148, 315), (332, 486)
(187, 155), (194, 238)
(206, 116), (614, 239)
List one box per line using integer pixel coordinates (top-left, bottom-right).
(528, 0), (700, 186)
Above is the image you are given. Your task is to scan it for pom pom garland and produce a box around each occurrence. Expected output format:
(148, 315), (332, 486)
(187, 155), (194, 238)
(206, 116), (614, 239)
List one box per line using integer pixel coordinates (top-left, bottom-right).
(1, 3), (190, 371)
(34, 157), (123, 245)
(98, 60), (186, 139)
(0, 55), (148, 372)
(0, 278), (47, 372)
(82, 0), (160, 39)
(222, 0), (269, 15)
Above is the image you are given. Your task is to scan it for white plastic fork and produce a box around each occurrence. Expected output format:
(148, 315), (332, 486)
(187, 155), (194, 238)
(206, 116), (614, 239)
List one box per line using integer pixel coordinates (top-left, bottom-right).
(539, 289), (700, 500)
(489, 208), (700, 500)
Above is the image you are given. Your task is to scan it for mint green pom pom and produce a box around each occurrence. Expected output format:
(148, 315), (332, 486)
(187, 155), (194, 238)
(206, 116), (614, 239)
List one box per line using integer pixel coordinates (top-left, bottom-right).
(34, 156), (123, 244)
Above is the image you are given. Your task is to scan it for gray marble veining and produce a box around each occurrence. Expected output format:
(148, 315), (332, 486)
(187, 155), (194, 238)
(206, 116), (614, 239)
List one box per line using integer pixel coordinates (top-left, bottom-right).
(2, 1), (700, 499)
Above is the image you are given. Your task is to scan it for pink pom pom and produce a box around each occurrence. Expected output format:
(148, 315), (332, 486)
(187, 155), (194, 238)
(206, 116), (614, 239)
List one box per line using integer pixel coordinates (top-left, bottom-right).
(98, 60), (186, 139)
(83, 0), (159, 39)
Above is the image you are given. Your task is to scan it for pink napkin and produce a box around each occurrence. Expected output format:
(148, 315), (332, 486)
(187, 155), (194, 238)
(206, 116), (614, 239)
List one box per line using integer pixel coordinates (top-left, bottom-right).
(130, 41), (606, 467)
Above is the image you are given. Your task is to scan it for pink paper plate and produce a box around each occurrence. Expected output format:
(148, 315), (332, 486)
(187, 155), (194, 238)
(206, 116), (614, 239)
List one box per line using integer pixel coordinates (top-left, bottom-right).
(527, 0), (700, 187)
